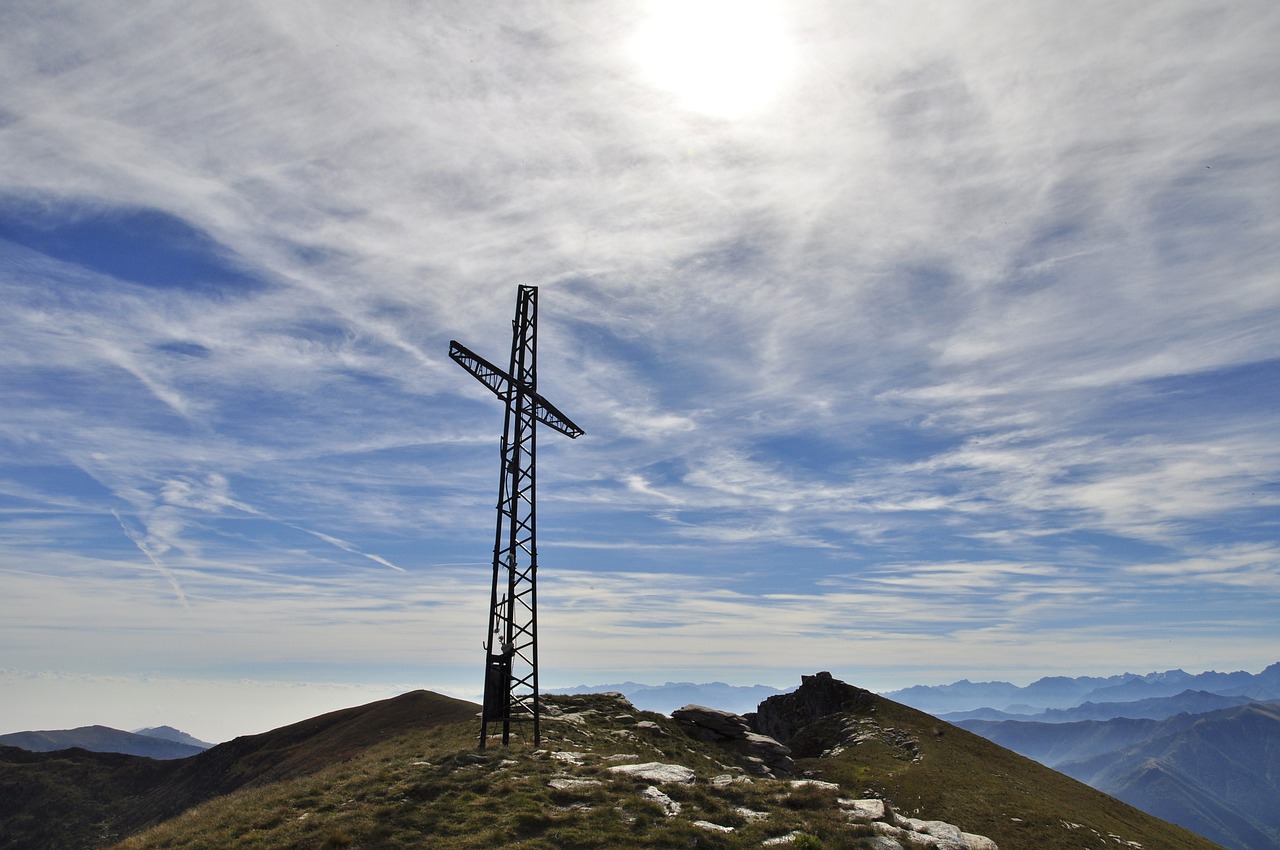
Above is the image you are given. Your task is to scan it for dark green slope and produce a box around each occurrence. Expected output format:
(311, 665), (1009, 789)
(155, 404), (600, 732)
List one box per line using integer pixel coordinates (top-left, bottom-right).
(0, 745), (173, 850)
(0, 690), (478, 850)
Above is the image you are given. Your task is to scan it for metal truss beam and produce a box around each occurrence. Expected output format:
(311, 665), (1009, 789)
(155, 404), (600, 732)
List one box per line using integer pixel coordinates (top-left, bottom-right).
(451, 285), (582, 748)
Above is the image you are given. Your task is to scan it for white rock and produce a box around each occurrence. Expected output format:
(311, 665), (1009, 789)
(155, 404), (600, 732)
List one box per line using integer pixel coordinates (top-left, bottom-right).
(551, 751), (589, 764)
(875, 822), (946, 848)
(788, 779), (841, 791)
(711, 773), (753, 786)
(693, 820), (735, 833)
(842, 798), (887, 820)
(914, 820), (963, 840)
(641, 785), (681, 816)
(733, 806), (769, 821)
(762, 832), (808, 845)
(608, 762), (697, 784)
(865, 838), (905, 850)
(958, 833), (999, 850)
(547, 778), (602, 791)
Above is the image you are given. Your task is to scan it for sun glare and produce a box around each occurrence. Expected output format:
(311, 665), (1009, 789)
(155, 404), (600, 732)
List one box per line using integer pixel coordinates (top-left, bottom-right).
(631, 0), (796, 119)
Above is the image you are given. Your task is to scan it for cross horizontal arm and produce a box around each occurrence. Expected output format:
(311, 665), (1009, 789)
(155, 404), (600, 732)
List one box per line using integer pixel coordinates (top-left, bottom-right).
(449, 340), (585, 439)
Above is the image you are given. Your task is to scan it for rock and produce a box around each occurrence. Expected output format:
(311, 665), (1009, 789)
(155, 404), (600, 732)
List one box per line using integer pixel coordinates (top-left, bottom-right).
(547, 777), (601, 791)
(672, 705), (794, 775)
(789, 779), (841, 791)
(737, 737), (794, 776)
(607, 762), (696, 784)
(762, 832), (809, 845)
(673, 705), (752, 739)
(711, 773), (752, 786)
(693, 820), (735, 832)
(634, 720), (663, 734)
(640, 785), (681, 816)
(898, 818), (963, 841)
(752, 671), (877, 743)
(842, 798), (886, 820)
(884, 816), (998, 850)
(865, 838), (905, 850)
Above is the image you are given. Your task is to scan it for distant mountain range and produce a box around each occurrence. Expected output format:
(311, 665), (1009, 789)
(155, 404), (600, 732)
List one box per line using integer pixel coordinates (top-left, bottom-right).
(886, 662), (1280, 714)
(133, 725), (213, 750)
(902, 662), (1280, 850)
(938, 688), (1262, 723)
(0, 725), (211, 760)
(547, 680), (792, 715)
(956, 701), (1280, 850)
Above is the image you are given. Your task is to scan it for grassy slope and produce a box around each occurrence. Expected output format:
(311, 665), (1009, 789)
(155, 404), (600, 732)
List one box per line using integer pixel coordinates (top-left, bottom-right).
(111, 691), (1224, 850)
(790, 693), (1223, 850)
(0, 691), (478, 850)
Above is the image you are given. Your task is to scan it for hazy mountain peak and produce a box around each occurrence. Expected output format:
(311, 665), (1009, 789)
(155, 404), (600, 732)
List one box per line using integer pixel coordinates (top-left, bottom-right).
(132, 725), (213, 750)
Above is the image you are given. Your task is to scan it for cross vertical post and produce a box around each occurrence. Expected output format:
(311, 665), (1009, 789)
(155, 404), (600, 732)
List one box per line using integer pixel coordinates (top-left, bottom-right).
(449, 285), (582, 748)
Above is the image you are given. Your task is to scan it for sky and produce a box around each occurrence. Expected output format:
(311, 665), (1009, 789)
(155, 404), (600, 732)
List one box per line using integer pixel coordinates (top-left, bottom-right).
(1, 0), (1278, 744)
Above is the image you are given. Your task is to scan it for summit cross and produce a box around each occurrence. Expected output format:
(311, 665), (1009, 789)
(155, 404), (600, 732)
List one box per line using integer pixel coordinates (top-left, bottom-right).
(449, 284), (583, 747)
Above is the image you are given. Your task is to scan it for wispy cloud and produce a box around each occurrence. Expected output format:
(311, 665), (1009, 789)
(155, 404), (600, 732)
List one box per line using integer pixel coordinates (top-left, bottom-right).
(1, 0), (1278, 732)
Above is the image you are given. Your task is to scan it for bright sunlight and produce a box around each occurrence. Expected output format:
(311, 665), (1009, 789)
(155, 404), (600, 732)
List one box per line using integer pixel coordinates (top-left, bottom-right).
(630, 0), (796, 119)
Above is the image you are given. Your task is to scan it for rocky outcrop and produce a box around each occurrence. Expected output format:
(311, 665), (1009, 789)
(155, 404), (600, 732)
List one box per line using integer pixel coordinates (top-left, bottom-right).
(751, 671), (877, 743)
(672, 704), (794, 776)
(868, 813), (999, 849)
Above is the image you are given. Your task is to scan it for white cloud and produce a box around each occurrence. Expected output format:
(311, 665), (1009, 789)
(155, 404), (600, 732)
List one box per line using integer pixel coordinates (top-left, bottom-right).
(1, 0), (1277, 715)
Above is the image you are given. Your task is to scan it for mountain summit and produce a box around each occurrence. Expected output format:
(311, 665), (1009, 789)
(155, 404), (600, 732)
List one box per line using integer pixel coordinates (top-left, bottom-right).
(1, 674), (1221, 850)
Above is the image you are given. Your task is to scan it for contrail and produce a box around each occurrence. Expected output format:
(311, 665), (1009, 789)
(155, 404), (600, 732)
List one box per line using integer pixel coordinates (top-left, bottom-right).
(292, 526), (408, 573)
(111, 510), (190, 608)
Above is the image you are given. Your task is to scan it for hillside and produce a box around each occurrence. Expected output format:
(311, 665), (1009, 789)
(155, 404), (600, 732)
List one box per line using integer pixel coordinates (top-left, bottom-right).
(957, 702), (1280, 850)
(0, 672), (1225, 850)
(1058, 703), (1280, 850)
(0, 690), (477, 850)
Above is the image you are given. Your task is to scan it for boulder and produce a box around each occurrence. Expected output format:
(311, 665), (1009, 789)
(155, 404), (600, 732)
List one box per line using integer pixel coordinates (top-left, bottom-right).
(693, 820), (735, 833)
(672, 704), (794, 775)
(607, 762), (696, 784)
(672, 705), (751, 739)
(640, 785), (681, 816)
(842, 798), (886, 820)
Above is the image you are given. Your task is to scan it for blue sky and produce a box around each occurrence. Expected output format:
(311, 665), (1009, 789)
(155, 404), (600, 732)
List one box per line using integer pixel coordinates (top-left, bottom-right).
(2, 0), (1278, 743)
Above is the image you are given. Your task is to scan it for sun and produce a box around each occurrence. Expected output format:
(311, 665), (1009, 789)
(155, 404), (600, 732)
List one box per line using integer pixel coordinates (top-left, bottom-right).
(630, 0), (796, 119)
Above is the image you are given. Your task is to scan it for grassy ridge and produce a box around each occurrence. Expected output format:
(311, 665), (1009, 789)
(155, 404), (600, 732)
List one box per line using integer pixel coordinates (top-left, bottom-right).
(108, 690), (1224, 850)
(112, 694), (880, 849)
